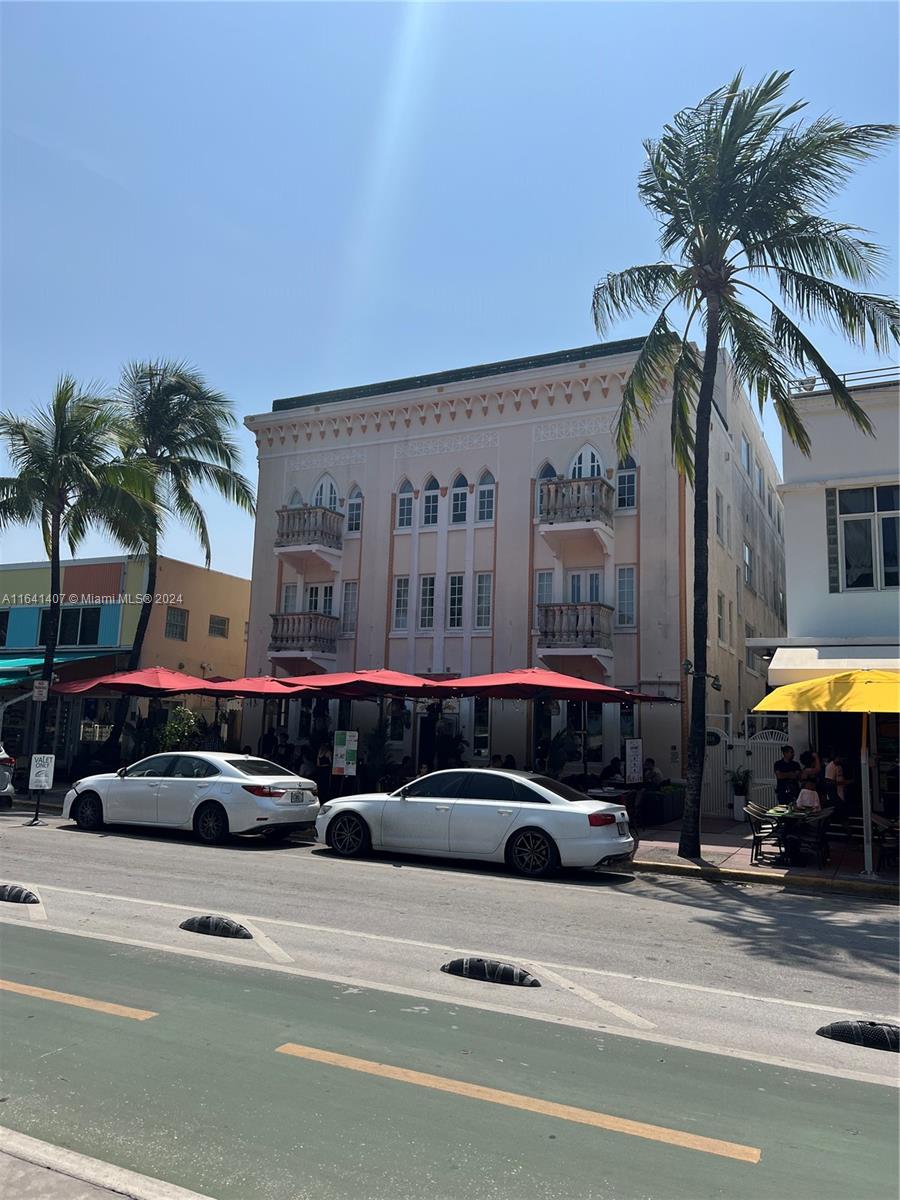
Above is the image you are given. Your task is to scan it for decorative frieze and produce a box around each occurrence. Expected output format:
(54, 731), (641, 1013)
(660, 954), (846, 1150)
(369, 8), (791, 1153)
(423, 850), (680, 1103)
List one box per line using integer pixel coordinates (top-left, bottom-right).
(395, 430), (500, 459)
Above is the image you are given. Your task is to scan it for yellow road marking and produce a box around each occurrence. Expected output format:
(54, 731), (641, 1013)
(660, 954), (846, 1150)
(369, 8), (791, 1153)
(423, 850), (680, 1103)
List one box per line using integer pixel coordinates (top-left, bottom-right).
(0, 979), (157, 1021)
(276, 1043), (761, 1163)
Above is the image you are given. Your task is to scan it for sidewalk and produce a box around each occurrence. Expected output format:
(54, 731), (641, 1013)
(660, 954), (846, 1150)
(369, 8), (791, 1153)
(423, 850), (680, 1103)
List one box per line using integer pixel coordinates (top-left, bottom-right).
(631, 816), (899, 897)
(0, 1128), (213, 1200)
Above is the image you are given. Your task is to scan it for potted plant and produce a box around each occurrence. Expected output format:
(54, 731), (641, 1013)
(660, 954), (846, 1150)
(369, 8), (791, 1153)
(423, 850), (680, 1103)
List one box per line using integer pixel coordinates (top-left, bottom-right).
(726, 766), (752, 819)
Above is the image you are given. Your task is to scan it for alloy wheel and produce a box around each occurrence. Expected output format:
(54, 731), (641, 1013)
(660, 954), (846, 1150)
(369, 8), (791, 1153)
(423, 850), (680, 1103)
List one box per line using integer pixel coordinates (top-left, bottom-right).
(512, 831), (551, 875)
(331, 814), (364, 855)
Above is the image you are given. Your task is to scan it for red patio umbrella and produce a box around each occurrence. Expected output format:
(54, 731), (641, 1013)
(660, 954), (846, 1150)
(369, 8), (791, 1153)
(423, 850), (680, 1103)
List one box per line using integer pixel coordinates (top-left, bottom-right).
(191, 675), (315, 698)
(428, 668), (670, 703)
(277, 668), (443, 698)
(52, 666), (210, 696)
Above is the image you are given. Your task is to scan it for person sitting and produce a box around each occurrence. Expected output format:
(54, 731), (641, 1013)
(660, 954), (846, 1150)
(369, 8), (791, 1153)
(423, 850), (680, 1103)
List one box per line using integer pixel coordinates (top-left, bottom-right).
(599, 757), (624, 784)
(643, 757), (664, 787)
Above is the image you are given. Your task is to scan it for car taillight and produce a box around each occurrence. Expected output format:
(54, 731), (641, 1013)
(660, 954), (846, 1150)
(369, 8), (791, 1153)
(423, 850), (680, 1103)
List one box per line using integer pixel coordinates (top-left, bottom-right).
(0, 757), (15, 767)
(242, 784), (287, 798)
(588, 812), (617, 827)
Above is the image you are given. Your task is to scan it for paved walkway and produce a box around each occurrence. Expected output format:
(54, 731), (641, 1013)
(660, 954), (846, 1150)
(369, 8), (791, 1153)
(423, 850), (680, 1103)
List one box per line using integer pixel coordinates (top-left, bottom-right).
(634, 816), (899, 893)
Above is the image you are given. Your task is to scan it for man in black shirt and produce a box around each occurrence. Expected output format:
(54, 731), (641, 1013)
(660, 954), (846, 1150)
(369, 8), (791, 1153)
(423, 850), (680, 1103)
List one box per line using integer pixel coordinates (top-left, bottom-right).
(774, 745), (801, 803)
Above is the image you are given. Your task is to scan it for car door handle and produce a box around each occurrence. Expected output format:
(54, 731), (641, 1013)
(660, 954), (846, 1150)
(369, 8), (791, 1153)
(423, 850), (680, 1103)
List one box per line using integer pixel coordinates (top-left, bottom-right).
(496, 809), (513, 816)
(434, 805), (450, 812)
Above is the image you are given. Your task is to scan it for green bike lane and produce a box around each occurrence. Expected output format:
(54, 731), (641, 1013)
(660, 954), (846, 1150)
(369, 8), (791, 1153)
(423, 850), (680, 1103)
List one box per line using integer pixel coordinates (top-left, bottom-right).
(0, 922), (896, 1200)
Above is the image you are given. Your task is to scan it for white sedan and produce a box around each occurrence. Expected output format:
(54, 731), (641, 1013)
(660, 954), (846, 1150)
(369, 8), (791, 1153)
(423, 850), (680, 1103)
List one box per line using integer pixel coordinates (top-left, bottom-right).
(316, 769), (634, 877)
(63, 752), (319, 844)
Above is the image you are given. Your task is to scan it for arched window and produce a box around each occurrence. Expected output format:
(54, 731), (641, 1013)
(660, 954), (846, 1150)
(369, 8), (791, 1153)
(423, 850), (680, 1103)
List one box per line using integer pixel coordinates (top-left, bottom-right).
(346, 486), (363, 533)
(536, 461), (557, 516)
(616, 456), (637, 511)
(396, 479), (414, 529)
(312, 474), (338, 510)
(451, 473), (468, 525)
(287, 489), (303, 508)
(570, 445), (603, 480)
(476, 470), (495, 523)
(422, 476), (440, 527)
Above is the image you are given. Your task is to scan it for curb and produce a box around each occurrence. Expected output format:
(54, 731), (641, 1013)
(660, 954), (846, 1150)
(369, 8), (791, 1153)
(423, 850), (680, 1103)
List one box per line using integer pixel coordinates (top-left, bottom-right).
(0, 1126), (215, 1200)
(628, 857), (899, 899)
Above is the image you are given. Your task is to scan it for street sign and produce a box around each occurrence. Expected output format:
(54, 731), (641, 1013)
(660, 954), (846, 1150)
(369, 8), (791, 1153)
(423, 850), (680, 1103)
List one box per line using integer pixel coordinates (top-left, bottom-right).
(31, 680), (49, 703)
(625, 738), (644, 784)
(29, 753), (55, 790)
(332, 730), (358, 777)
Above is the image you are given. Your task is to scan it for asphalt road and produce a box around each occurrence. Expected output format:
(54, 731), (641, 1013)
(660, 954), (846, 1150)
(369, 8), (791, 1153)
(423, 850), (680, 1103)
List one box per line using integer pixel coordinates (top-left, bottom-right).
(0, 811), (898, 1199)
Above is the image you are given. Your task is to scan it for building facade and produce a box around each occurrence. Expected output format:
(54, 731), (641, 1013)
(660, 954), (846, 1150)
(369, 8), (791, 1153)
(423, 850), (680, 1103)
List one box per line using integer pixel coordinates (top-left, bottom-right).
(748, 367), (899, 810)
(0, 555), (250, 771)
(244, 339), (786, 777)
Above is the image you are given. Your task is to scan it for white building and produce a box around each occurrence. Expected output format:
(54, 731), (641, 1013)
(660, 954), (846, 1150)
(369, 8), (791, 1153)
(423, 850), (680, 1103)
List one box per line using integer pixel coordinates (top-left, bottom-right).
(244, 338), (786, 783)
(748, 367), (899, 810)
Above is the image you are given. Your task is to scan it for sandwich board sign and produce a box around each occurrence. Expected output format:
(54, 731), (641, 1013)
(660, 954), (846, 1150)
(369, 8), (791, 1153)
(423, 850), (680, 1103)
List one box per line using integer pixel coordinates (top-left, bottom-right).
(29, 754), (55, 791)
(624, 738), (644, 785)
(332, 730), (358, 777)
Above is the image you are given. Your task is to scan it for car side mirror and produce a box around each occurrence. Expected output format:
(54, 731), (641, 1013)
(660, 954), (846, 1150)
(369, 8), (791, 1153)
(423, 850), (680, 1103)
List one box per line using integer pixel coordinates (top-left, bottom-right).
(399, 786), (409, 800)
(117, 768), (126, 778)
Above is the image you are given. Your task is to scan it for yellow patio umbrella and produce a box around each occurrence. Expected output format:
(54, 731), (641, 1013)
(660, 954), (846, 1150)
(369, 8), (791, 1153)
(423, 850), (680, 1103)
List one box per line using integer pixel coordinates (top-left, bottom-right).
(754, 669), (900, 876)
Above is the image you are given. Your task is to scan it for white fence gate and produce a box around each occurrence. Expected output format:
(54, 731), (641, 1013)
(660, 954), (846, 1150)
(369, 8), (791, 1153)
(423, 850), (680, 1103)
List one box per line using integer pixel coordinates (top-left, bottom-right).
(747, 729), (787, 810)
(701, 727), (733, 817)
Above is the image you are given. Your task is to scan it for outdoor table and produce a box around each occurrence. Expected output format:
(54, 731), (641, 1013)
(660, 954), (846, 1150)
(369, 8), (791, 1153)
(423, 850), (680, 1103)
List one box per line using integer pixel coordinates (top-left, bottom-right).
(766, 805), (823, 866)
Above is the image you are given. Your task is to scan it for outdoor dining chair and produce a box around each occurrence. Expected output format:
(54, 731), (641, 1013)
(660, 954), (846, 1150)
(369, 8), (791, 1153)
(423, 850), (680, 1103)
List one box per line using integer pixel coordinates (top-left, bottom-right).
(744, 807), (782, 865)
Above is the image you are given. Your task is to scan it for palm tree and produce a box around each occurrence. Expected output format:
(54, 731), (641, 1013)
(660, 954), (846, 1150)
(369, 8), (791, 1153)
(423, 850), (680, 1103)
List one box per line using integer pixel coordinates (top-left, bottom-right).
(592, 71), (898, 858)
(106, 360), (256, 749)
(0, 377), (155, 749)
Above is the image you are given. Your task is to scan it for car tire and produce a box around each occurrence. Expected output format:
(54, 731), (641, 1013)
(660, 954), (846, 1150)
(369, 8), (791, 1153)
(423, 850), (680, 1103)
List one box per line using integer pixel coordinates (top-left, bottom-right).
(194, 802), (229, 845)
(261, 827), (293, 842)
(326, 811), (371, 858)
(505, 828), (559, 878)
(73, 792), (104, 831)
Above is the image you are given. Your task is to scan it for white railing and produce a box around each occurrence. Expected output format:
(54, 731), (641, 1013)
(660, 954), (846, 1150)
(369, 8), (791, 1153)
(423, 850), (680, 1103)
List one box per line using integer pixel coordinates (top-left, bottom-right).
(275, 506), (343, 550)
(537, 602), (614, 650)
(269, 611), (338, 654)
(539, 478), (614, 525)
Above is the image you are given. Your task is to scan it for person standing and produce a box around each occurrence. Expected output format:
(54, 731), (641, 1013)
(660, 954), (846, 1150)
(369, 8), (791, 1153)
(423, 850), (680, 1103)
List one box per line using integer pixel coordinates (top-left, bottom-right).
(316, 742), (333, 802)
(774, 745), (801, 805)
(797, 751), (822, 811)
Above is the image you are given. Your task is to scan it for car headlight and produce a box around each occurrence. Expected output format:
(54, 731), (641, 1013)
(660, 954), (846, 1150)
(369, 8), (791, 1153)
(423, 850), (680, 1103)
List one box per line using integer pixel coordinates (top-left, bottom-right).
(319, 804), (331, 816)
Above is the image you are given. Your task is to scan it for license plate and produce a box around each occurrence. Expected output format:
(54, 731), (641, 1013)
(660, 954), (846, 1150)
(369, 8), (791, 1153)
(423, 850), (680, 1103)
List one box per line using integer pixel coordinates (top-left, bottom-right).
(290, 790), (307, 804)
(616, 821), (628, 836)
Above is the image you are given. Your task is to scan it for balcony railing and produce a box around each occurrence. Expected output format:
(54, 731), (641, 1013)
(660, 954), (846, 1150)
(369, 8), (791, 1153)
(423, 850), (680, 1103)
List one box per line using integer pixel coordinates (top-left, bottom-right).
(269, 611), (338, 655)
(537, 602), (614, 650)
(539, 478), (614, 525)
(275, 506), (343, 550)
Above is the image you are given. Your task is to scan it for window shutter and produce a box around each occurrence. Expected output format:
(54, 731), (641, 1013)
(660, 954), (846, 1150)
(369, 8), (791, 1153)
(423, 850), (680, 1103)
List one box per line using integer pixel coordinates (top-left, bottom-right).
(825, 489), (840, 593)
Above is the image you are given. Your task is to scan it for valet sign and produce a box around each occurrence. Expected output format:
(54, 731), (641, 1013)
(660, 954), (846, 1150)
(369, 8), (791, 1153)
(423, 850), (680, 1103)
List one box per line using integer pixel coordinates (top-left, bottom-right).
(332, 731), (358, 777)
(624, 739), (643, 785)
(29, 754), (55, 791)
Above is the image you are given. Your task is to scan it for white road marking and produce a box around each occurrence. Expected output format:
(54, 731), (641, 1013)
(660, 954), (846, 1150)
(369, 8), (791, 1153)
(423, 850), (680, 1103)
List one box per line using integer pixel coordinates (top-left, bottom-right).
(531, 961), (656, 1029)
(0, 1124), (215, 1200)
(27, 881), (895, 1022)
(232, 915), (293, 964)
(2, 915), (896, 1089)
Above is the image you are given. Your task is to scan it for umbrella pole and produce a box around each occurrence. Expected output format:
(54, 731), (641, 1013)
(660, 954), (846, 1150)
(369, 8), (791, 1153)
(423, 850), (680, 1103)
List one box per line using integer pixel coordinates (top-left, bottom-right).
(860, 712), (876, 878)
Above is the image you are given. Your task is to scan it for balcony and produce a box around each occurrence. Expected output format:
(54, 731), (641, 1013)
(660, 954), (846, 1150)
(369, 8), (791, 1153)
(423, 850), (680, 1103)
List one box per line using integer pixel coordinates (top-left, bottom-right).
(538, 479), (614, 558)
(274, 506), (343, 571)
(269, 611), (338, 659)
(537, 602), (614, 652)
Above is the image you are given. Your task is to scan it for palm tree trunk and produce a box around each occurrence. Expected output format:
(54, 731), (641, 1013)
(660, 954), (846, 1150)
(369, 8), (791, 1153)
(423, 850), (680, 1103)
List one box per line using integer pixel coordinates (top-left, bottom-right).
(107, 538), (158, 755)
(37, 510), (62, 753)
(678, 298), (721, 859)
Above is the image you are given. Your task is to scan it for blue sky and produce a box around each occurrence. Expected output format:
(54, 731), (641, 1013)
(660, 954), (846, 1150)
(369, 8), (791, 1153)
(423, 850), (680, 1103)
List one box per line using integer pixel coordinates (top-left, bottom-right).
(2, 1), (897, 575)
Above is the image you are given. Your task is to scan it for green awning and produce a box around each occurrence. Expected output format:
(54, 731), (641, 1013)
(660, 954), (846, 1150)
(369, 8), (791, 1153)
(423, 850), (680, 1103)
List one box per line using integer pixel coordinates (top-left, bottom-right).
(0, 651), (112, 689)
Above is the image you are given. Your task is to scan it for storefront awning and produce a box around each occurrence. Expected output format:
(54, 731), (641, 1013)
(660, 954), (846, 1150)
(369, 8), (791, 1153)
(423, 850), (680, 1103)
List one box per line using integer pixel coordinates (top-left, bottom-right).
(768, 645), (900, 686)
(0, 652), (113, 689)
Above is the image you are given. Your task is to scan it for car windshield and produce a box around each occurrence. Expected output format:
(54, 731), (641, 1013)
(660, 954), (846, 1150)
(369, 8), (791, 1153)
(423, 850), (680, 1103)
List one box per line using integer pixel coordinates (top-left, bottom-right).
(528, 775), (594, 803)
(225, 758), (296, 777)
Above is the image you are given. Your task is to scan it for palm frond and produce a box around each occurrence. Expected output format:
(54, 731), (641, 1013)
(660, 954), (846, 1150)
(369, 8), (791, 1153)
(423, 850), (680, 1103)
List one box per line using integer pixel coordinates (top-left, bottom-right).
(592, 264), (688, 333)
(613, 311), (683, 460)
(761, 267), (900, 350)
(669, 339), (703, 480)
